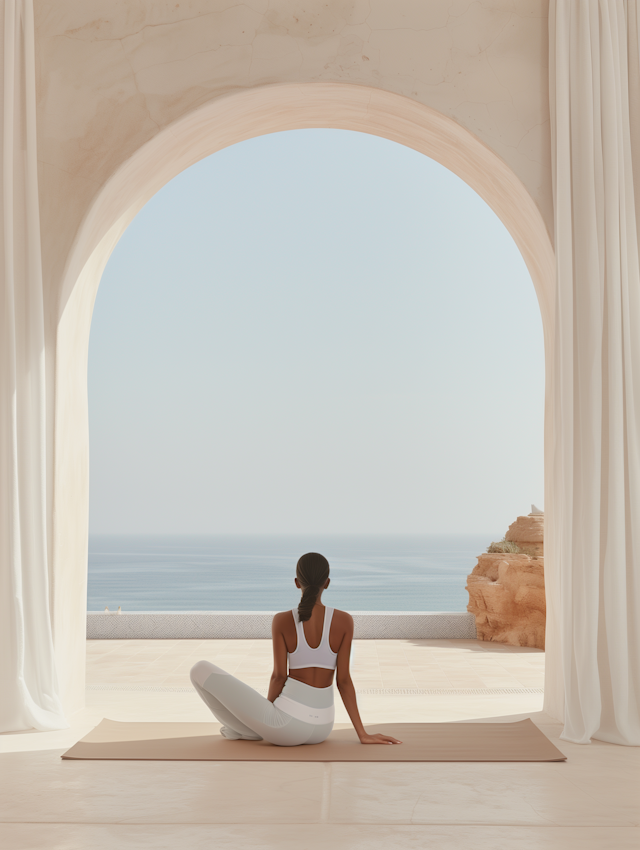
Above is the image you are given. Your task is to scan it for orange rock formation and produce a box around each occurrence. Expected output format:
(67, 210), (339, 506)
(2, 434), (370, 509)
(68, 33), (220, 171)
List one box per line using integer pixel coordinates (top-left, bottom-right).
(505, 513), (544, 555)
(466, 515), (546, 649)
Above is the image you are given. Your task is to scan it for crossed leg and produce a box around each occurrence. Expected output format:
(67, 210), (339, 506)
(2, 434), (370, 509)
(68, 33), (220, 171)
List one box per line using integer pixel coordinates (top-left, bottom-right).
(190, 660), (264, 740)
(190, 660), (333, 746)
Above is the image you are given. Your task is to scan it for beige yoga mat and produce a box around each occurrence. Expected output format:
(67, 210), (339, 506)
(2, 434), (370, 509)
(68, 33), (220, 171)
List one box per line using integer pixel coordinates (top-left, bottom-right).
(62, 718), (566, 762)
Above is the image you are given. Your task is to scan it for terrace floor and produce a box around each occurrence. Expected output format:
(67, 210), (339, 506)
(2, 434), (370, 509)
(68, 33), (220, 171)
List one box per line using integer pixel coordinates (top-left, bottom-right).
(1, 639), (638, 849)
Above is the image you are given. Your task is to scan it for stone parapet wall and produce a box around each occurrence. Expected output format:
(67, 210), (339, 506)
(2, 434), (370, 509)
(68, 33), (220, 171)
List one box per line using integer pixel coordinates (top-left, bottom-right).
(87, 611), (477, 641)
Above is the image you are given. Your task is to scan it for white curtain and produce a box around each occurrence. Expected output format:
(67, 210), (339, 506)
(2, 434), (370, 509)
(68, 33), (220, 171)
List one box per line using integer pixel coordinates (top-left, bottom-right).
(548, 0), (640, 745)
(0, 0), (67, 731)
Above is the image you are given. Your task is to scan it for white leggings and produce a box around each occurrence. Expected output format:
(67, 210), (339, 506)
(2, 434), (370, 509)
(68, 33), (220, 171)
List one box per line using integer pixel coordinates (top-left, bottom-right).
(190, 660), (335, 747)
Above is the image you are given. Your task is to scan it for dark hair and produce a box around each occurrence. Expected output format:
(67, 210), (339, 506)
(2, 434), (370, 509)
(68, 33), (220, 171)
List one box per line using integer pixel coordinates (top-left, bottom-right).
(296, 553), (330, 622)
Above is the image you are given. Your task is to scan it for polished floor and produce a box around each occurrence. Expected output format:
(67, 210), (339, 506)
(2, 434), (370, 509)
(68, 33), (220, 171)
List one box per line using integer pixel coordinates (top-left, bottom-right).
(0, 639), (638, 849)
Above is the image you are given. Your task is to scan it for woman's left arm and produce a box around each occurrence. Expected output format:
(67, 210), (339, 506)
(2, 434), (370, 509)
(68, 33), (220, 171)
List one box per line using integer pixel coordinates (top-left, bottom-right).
(267, 613), (288, 702)
(336, 614), (401, 745)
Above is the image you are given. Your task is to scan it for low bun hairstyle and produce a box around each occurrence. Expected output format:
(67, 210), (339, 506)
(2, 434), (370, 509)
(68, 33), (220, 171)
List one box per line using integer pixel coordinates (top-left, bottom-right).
(296, 553), (330, 623)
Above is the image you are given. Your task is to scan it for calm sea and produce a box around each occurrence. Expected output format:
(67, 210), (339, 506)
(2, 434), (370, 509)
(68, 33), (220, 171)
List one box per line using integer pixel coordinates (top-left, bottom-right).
(87, 534), (496, 613)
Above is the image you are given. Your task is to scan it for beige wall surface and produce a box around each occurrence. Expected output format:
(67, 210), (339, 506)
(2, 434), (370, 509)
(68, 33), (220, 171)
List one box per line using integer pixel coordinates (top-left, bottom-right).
(36, 0), (551, 310)
(33, 0), (553, 712)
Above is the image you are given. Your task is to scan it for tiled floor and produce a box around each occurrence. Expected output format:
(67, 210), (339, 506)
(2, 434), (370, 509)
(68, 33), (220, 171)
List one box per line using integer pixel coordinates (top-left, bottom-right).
(85, 637), (547, 690)
(1, 639), (638, 849)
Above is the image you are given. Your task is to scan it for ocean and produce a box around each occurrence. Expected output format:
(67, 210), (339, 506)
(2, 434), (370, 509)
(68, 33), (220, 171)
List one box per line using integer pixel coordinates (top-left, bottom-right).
(87, 533), (496, 613)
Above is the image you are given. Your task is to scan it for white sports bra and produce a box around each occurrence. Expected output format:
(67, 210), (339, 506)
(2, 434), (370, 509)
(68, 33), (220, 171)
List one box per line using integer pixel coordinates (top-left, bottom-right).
(287, 607), (338, 671)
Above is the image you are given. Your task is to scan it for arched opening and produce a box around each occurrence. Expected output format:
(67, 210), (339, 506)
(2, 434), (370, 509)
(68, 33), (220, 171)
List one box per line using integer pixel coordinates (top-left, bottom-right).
(86, 127), (545, 614)
(52, 84), (555, 711)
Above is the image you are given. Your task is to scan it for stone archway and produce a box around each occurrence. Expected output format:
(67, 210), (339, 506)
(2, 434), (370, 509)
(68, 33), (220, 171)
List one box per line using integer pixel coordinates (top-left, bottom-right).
(51, 83), (555, 713)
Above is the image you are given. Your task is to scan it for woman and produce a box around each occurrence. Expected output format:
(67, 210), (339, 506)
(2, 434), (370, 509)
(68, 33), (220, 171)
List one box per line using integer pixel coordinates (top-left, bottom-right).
(190, 552), (402, 747)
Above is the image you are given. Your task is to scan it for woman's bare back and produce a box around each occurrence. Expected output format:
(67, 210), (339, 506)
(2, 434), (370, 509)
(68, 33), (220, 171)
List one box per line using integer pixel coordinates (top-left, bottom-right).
(273, 605), (350, 688)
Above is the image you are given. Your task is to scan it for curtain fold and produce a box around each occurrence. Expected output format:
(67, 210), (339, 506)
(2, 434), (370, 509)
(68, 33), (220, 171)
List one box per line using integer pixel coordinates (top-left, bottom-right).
(0, 0), (67, 731)
(548, 0), (640, 745)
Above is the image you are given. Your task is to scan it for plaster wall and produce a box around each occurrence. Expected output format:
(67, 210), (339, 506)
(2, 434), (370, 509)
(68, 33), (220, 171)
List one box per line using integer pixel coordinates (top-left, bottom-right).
(37, 0), (551, 307)
(33, 0), (553, 712)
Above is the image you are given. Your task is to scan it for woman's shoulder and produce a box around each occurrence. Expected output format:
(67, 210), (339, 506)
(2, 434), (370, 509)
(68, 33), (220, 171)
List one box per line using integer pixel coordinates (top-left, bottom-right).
(330, 608), (354, 627)
(272, 609), (295, 628)
(271, 610), (296, 640)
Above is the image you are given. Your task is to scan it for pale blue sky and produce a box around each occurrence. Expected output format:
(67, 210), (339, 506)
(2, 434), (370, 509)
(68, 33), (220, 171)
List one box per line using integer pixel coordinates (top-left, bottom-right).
(88, 129), (544, 535)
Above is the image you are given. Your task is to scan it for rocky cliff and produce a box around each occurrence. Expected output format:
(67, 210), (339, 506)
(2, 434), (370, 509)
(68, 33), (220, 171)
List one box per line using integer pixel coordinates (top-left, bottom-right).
(466, 514), (546, 649)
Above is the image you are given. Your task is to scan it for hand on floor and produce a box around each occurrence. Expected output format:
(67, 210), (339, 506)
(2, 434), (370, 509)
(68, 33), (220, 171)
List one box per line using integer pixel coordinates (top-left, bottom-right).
(358, 732), (402, 744)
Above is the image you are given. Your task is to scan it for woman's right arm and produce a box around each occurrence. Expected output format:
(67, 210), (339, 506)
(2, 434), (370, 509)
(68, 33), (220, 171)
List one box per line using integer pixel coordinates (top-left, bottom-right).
(336, 614), (401, 745)
(267, 613), (288, 702)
